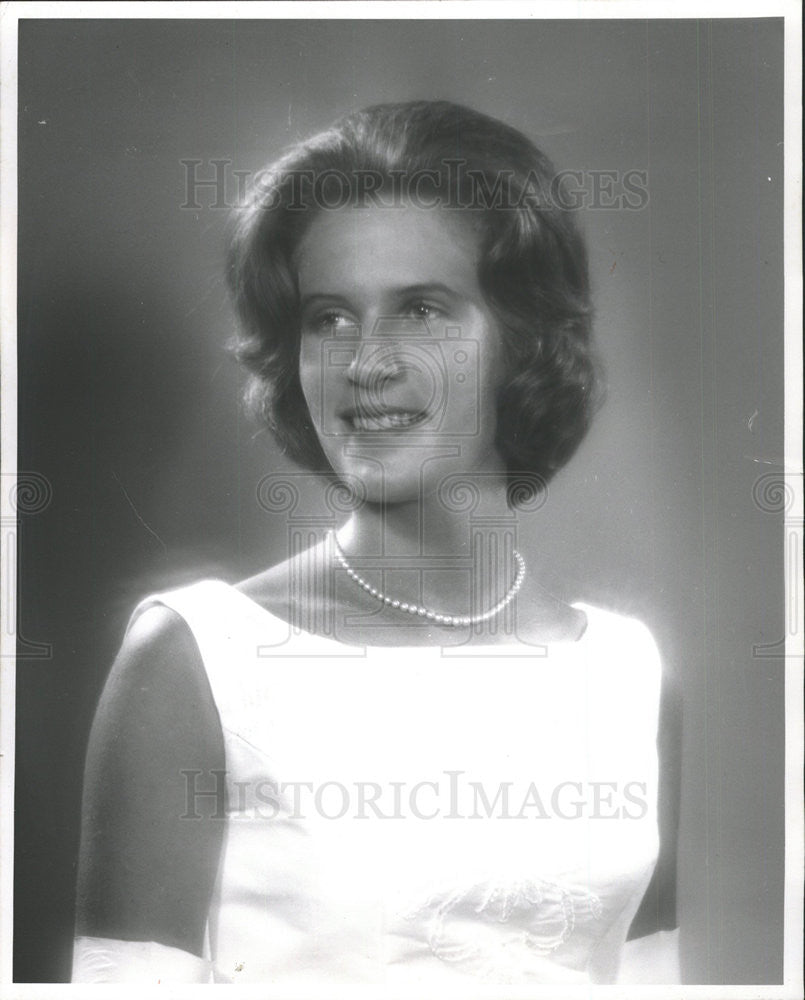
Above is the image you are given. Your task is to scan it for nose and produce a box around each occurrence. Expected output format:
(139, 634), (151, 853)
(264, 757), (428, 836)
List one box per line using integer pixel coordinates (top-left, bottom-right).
(344, 340), (406, 391)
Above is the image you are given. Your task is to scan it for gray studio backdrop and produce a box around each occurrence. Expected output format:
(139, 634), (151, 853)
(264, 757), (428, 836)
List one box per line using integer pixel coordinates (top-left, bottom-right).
(16, 18), (784, 984)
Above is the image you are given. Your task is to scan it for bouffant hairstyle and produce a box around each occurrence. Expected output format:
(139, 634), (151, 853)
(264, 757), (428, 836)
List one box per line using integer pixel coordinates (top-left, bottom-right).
(227, 100), (603, 504)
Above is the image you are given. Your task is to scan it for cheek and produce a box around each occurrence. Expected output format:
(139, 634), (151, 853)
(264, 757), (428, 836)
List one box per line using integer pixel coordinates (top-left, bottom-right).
(477, 320), (507, 403)
(297, 343), (321, 412)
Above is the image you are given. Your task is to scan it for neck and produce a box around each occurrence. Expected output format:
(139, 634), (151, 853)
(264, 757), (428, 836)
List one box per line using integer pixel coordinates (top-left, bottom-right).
(333, 477), (524, 623)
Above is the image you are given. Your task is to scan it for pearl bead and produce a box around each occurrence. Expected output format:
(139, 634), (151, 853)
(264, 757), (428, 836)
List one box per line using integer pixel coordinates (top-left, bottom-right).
(328, 532), (525, 630)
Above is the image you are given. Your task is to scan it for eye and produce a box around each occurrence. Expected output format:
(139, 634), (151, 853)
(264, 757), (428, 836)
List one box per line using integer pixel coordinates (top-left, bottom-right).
(319, 310), (349, 328)
(408, 300), (442, 320)
(303, 309), (355, 334)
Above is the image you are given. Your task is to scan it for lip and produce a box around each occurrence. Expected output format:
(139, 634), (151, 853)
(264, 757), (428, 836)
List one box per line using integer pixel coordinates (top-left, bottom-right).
(337, 405), (430, 432)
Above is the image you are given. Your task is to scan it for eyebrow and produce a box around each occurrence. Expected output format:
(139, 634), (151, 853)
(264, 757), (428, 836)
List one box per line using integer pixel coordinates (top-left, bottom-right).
(299, 283), (460, 309)
(299, 293), (351, 310)
(392, 283), (459, 300)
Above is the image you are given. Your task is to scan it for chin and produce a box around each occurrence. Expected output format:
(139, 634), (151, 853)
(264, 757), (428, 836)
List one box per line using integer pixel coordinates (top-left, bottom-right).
(324, 440), (505, 509)
(326, 454), (424, 508)
(352, 471), (421, 507)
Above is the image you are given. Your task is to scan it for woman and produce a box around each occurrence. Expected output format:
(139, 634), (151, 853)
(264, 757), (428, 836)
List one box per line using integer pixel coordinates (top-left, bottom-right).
(72, 101), (680, 984)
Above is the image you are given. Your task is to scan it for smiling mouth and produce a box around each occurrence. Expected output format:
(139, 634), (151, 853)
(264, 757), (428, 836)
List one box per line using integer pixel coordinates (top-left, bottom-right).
(344, 409), (428, 431)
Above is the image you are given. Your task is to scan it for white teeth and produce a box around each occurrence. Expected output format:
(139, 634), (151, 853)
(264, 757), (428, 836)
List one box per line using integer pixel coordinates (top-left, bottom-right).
(350, 412), (422, 431)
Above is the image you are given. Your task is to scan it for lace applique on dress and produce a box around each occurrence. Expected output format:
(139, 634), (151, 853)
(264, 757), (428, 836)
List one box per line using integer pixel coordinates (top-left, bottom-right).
(407, 877), (603, 981)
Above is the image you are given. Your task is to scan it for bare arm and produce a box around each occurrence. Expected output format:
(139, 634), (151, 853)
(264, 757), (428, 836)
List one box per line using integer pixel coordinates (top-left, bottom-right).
(74, 605), (225, 958)
(622, 671), (683, 983)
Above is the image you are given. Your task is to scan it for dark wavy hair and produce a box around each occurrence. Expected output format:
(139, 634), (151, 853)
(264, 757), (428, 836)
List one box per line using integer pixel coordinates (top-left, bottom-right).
(227, 100), (604, 504)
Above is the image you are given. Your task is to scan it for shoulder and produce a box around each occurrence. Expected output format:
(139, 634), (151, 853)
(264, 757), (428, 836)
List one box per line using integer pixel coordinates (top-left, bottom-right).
(120, 600), (200, 664)
(235, 560), (293, 615)
(89, 598), (222, 775)
(580, 603), (662, 655)
(106, 601), (209, 706)
(234, 541), (330, 621)
(76, 596), (225, 952)
(577, 603), (665, 698)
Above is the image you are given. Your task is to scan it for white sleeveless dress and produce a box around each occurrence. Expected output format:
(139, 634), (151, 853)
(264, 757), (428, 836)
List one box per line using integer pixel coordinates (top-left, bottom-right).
(84, 580), (662, 986)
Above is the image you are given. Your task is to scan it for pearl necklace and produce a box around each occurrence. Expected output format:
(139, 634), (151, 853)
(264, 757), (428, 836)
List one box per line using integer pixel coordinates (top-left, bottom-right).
(328, 531), (526, 628)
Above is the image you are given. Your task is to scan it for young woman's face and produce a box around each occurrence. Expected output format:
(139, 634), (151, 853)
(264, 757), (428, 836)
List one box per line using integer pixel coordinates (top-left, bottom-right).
(296, 202), (507, 505)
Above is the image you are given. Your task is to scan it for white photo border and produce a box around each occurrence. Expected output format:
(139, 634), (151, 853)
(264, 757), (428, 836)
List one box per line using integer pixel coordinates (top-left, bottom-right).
(1, 2), (801, 997)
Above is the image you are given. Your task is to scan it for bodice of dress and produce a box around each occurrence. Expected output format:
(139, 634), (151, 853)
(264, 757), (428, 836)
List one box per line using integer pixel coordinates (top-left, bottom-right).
(130, 580), (662, 986)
